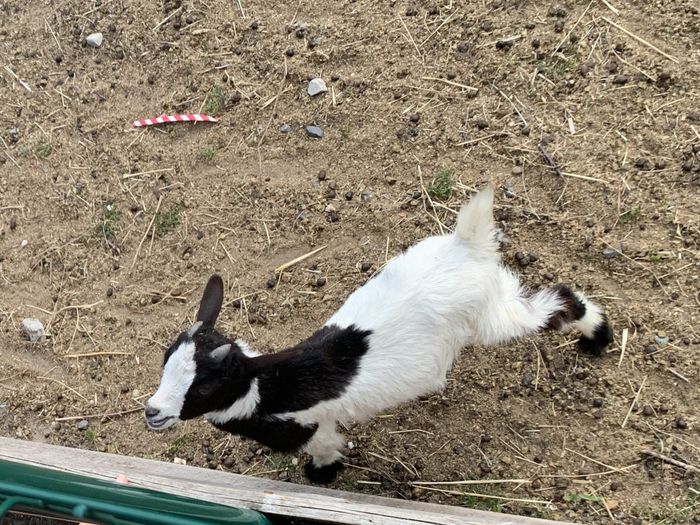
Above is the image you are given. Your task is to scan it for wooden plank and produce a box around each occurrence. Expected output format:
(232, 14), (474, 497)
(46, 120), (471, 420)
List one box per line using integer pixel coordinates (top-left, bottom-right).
(0, 438), (578, 525)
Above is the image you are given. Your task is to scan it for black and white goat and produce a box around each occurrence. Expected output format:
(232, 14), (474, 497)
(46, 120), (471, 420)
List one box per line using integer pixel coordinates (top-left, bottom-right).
(145, 186), (613, 482)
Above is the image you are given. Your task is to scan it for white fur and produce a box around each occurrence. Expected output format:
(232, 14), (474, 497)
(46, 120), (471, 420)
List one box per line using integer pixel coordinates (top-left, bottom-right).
(146, 340), (196, 428)
(276, 187), (608, 466)
(205, 379), (260, 423)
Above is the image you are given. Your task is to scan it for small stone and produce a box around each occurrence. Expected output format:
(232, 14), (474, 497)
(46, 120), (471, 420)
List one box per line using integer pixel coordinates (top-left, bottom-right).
(654, 333), (669, 347)
(592, 398), (604, 408)
(77, 420), (89, 431)
(554, 19), (565, 33)
(8, 128), (19, 143)
(512, 166), (523, 175)
(285, 48), (295, 57)
(531, 38), (541, 49)
(480, 20), (493, 32)
(20, 239), (28, 248)
(479, 461), (493, 473)
(613, 74), (628, 85)
(521, 372), (534, 387)
(86, 32), (103, 48)
(317, 169), (327, 181)
(543, 272), (555, 281)
(266, 277), (277, 289)
(643, 345), (656, 355)
(344, 191), (354, 200)
(315, 277), (326, 287)
(386, 176), (397, 185)
(475, 118), (488, 130)
(688, 111), (700, 122)
(409, 113), (420, 123)
(528, 252), (539, 262)
(21, 318), (45, 342)
(641, 405), (654, 417)
(9, 217), (17, 230)
(308, 78), (327, 97)
(549, 5), (569, 17)
(360, 262), (372, 272)
(602, 247), (619, 258)
(658, 70), (671, 82)
(675, 417), (688, 429)
(279, 124), (291, 133)
(106, 287), (114, 297)
(405, 6), (417, 16)
(496, 39), (513, 50)
(305, 125), (324, 138)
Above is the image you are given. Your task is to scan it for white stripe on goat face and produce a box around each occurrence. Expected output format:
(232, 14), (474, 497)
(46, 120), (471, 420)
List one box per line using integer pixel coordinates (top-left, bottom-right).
(147, 340), (197, 422)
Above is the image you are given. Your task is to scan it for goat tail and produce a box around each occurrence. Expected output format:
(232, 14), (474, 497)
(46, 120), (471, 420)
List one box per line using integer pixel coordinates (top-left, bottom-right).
(455, 185), (495, 245)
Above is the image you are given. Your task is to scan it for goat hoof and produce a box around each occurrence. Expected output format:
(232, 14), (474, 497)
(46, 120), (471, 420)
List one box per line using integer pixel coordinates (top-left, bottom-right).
(305, 460), (343, 484)
(578, 316), (613, 356)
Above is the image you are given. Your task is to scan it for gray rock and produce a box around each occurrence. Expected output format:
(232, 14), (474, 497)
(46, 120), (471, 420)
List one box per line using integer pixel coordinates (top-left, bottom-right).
(21, 318), (45, 342)
(7, 128), (19, 143)
(307, 78), (327, 97)
(279, 124), (291, 133)
(654, 334), (669, 347)
(602, 247), (619, 258)
(305, 125), (324, 138)
(86, 32), (104, 48)
(77, 419), (90, 430)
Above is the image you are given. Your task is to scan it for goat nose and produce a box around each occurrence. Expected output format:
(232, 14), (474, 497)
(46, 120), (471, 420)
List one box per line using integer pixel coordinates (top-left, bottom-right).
(145, 406), (160, 418)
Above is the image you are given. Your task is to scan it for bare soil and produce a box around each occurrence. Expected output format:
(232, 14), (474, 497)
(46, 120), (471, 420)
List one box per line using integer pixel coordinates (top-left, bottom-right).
(1, 1), (699, 524)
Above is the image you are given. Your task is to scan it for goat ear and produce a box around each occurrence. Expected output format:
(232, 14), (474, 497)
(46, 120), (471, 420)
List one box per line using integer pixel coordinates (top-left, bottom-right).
(210, 344), (231, 362)
(196, 274), (224, 327)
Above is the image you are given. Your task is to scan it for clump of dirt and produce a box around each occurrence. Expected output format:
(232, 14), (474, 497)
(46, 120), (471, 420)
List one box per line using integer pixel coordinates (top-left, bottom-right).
(1, 1), (698, 524)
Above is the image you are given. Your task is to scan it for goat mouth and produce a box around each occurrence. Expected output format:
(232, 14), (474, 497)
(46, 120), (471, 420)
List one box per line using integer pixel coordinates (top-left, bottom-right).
(146, 416), (175, 429)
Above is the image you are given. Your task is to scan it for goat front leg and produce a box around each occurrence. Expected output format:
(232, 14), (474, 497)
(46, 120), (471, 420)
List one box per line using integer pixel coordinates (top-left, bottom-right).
(303, 420), (345, 483)
(477, 270), (613, 355)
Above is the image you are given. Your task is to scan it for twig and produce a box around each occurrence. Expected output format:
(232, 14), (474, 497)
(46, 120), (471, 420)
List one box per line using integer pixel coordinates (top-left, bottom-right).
(4, 66), (32, 92)
(412, 479), (528, 486)
(600, 0), (620, 15)
(416, 486), (551, 506)
(493, 85), (528, 127)
(602, 17), (679, 64)
(55, 408), (143, 421)
(64, 351), (132, 358)
(37, 377), (88, 402)
(565, 448), (633, 473)
(275, 245), (327, 274)
(122, 168), (174, 179)
(618, 328), (628, 368)
(641, 450), (700, 474)
(235, 0), (246, 18)
(599, 239), (667, 294)
(130, 196), (163, 273)
(398, 16), (423, 61)
(539, 144), (563, 177)
(552, 1), (593, 55)
(422, 76), (478, 92)
(152, 6), (183, 32)
(621, 375), (646, 428)
(666, 368), (690, 383)
(560, 171), (610, 184)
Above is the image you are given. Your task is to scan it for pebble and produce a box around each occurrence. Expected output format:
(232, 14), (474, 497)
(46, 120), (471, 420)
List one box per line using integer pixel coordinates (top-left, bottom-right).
(106, 287), (114, 297)
(305, 125), (324, 138)
(308, 78), (327, 97)
(475, 118), (488, 130)
(77, 420), (89, 431)
(86, 32), (104, 48)
(21, 318), (45, 342)
(641, 405), (654, 417)
(654, 333), (669, 347)
(279, 124), (291, 133)
(317, 169), (327, 181)
(120, 384), (130, 394)
(360, 262), (372, 272)
(675, 417), (688, 430)
(285, 48), (295, 57)
(613, 74), (628, 85)
(344, 191), (354, 200)
(511, 166), (523, 175)
(543, 272), (555, 281)
(521, 372), (534, 387)
(8, 128), (19, 143)
(409, 113), (420, 123)
(20, 239), (28, 248)
(602, 247), (619, 258)
(592, 398), (604, 408)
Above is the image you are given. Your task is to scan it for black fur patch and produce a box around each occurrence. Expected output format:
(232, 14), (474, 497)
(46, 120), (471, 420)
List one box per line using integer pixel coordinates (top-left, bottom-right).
(578, 314), (613, 356)
(304, 460), (344, 484)
(214, 417), (318, 452)
(254, 324), (373, 414)
(546, 285), (587, 329)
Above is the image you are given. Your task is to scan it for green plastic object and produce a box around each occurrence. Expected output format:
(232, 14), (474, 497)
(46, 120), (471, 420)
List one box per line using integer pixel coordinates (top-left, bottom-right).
(0, 459), (271, 525)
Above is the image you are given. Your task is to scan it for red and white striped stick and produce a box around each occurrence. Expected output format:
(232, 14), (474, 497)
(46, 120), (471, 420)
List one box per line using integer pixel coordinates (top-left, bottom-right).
(132, 114), (218, 128)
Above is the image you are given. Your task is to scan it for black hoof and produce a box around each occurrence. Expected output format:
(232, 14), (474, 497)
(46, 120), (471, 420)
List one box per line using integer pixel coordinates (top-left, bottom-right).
(304, 460), (343, 484)
(578, 316), (613, 356)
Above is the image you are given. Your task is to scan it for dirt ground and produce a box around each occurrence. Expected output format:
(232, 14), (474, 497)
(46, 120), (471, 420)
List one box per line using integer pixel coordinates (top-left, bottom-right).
(1, 0), (699, 524)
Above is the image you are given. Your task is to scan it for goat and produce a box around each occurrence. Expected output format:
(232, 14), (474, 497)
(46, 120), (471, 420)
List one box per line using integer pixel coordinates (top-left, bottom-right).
(145, 186), (613, 482)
